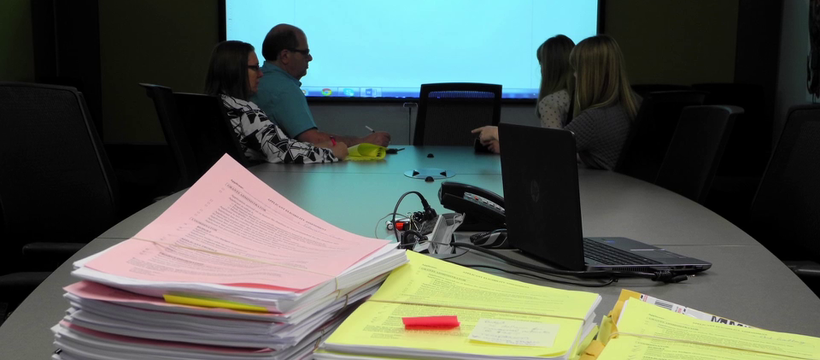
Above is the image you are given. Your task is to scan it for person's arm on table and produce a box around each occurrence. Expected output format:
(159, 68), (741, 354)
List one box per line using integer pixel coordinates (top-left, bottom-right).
(258, 125), (347, 163)
(223, 95), (346, 163)
(296, 128), (391, 147)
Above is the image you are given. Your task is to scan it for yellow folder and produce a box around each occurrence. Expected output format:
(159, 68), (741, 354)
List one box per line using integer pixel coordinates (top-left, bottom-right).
(345, 143), (386, 161)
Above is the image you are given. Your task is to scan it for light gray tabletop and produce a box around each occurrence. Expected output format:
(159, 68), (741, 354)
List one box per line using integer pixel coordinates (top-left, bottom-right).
(1, 146), (818, 359)
(446, 244), (820, 336)
(252, 146), (503, 175)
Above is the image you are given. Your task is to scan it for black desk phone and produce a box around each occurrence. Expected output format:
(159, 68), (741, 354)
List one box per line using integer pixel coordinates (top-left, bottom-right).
(438, 181), (505, 230)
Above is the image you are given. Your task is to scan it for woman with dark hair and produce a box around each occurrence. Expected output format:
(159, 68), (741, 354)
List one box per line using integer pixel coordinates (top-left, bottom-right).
(205, 40), (347, 163)
(471, 35), (575, 153)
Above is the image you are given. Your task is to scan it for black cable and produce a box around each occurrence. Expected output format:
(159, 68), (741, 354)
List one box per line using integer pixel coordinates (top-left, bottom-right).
(451, 242), (688, 283)
(374, 212), (407, 238)
(392, 191), (434, 249)
(436, 248), (471, 261)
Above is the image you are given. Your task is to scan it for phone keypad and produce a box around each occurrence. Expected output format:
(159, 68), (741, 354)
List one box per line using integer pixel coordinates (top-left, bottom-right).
(464, 192), (505, 214)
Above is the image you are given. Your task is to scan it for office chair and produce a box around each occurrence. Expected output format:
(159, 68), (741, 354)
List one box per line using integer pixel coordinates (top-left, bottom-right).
(413, 83), (501, 146)
(693, 83), (769, 225)
(748, 104), (820, 282)
(140, 83), (199, 192)
(616, 90), (707, 183)
(692, 83), (769, 177)
(0, 82), (120, 314)
(173, 92), (251, 182)
(654, 105), (742, 204)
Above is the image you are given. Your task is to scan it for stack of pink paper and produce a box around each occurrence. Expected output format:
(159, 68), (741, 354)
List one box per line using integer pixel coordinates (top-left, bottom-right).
(52, 155), (408, 360)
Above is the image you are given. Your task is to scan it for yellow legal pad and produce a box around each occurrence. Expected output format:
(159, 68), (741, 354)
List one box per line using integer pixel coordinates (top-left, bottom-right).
(598, 299), (820, 360)
(320, 251), (601, 359)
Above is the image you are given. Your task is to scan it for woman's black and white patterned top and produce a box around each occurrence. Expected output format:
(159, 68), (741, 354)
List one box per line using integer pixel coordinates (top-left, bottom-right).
(564, 104), (632, 170)
(221, 95), (339, 164)
(537, 89), (571, 129)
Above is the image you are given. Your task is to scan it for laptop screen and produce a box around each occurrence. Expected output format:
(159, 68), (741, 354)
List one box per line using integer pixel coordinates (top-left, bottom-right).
(498, 123), (586, 270)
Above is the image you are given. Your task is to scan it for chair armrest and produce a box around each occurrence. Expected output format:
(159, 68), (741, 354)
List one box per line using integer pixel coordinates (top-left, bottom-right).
(0, 272), (51, 303)
(21, 242), (85, 256)
(784, 260), (820, 278)
(20, 242), (86, 271)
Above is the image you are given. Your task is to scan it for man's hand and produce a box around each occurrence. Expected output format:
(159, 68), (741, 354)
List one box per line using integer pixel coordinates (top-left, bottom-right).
(486, 140), (500, 154)
(361, 131), (391, 147)
(471, 126), (499, 144)
(330, 142), (349, 159)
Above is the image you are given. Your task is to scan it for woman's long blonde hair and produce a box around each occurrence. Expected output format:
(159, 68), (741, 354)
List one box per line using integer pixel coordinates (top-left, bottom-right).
(569, 35), (640, 120)
(536, 35), (575, 117)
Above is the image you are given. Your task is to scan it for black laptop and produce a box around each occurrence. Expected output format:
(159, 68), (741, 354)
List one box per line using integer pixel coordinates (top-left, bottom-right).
(498, 123), (711, 273)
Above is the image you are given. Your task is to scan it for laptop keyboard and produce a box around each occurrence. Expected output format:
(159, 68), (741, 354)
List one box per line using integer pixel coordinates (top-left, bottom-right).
(583, 238), (657, 265)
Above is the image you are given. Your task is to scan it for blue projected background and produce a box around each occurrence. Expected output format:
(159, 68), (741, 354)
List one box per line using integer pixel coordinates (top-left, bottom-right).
(225, 0), (599, 99)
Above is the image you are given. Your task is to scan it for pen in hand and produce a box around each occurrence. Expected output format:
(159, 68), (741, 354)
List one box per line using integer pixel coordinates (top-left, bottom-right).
(365, 125), (375, 133)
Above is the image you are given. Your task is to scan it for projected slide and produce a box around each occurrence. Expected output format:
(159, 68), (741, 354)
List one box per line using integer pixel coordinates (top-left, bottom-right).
(226, 0), (598, 99)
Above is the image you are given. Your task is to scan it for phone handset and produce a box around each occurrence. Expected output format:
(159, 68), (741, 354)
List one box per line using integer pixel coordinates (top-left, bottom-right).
(438, 182), (505, 230)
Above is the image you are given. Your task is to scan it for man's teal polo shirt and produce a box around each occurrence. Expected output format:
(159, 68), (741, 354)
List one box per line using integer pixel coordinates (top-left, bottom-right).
(250, 62), (317, 138)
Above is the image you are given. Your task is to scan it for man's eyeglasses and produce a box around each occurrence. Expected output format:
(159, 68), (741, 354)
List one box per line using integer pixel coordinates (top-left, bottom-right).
(247, 65), (261, 72)
(287, 48), (311, 56)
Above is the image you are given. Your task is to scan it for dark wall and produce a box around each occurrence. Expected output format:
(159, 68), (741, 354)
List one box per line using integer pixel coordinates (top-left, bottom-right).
(605, 0), (739, 85)
(0, 0), (35, 82)
(99, 1), (220, 143)
(31, 0), (103, 134)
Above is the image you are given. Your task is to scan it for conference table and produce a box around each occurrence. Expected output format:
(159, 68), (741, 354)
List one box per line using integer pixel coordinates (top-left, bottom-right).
(1, 146), (819, 358)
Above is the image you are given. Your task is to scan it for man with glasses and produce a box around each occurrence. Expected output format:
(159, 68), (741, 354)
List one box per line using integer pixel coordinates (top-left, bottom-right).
(252, 24), (391, 147)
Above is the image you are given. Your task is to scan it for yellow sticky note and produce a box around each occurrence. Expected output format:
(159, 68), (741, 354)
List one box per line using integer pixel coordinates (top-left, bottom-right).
(163, 294), (267, 312)
(578, 340), (605, 360)
(598, 315), (615, 345)
(468, 319), (559, 347)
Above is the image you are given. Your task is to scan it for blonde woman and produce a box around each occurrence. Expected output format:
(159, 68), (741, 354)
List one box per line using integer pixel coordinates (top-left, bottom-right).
(474, 35), (639, 170)
(563, 35), (640, 170)
(472, 35), (575, 153)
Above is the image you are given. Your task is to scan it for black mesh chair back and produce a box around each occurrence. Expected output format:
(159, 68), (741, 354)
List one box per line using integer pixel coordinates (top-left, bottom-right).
(173, 92), (251, 179)
(748, 104), (820, 262)
(0, 82), (119, 272)
(655, 105), (742, 204)
(139, 83), (199, 192)
(615, 90), (707, 182)
(414, 83), (501, 146)
(692, 83), (769, 177)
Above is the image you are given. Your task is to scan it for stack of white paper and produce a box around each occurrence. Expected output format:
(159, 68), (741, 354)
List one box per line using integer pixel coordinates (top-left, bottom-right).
(52, 155), (408, 360)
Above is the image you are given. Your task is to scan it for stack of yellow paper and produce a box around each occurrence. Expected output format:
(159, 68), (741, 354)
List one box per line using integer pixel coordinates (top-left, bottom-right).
(596, 299), (820, 359)
(316, 251), (602, 360)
